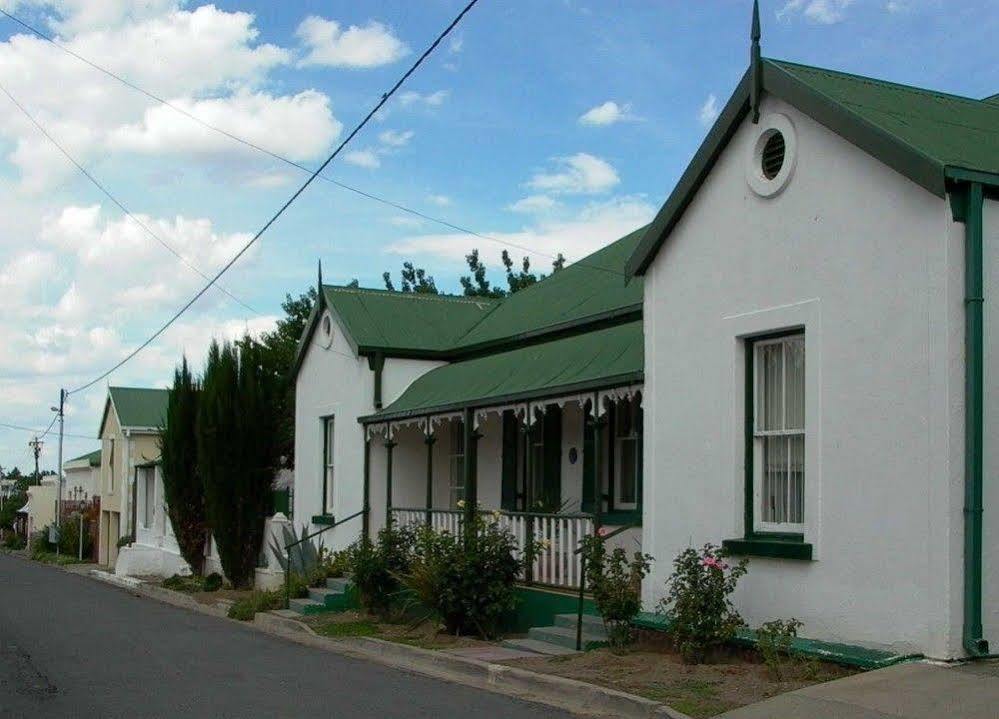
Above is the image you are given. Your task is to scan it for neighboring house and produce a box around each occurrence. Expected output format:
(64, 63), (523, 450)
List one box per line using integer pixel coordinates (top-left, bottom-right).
(625, 11), (999, 660)
(63, 449), (101, 502)
(16, 476), (58, 539)
(96, 386), (169, 569)
(293, 230), (646, 594)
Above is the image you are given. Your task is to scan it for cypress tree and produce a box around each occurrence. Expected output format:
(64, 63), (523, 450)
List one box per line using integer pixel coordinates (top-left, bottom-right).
(199, 338), (277, 588)
(159, 357), (207, 575)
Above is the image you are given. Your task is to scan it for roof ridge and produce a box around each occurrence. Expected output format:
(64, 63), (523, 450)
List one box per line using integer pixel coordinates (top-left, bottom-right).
(323, 284), (499, 306)
(109, 385), (169, 392)
(769, 57), (992, 107)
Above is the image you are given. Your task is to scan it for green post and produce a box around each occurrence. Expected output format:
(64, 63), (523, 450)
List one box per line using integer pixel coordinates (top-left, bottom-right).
(462, 407), (478, 544)
(362, 437), (371, 540)
(592, 411), (606, 529)
(425, 432), (436, 525)
(385, 436), (396, 530)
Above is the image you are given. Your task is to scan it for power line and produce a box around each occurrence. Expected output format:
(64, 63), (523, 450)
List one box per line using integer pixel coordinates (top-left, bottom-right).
(66, 0), (480, 396)
(0, 82), (256, 314)
(0, 418), (94, 440)
(0, 5), (625, 279)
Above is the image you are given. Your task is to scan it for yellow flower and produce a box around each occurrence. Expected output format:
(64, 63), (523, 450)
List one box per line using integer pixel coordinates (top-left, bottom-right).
(456, 500), (466, 509)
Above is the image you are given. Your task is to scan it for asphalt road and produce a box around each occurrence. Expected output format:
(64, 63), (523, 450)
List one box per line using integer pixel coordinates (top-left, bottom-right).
(0, 554), (572, 718)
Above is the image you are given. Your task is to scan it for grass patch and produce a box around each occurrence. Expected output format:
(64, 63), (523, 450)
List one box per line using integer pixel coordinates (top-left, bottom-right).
(313, 620), (380, 639)
(162, 573), (224, 593)
(227, 590), (284, 621)
(31, 550), (85, 566)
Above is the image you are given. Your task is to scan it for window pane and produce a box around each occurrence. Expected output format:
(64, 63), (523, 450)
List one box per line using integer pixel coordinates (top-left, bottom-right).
(789, 434), (804, 523)
(757, 343), (784, 431)
(785, 337), (805, 430)
(761, 435), (788, 523)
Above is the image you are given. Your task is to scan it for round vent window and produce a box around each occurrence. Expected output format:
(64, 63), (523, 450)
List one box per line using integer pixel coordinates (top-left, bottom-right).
(747, 113), (797, 198)
(319, 311), (335, 349)
(761, 131), (785, 179)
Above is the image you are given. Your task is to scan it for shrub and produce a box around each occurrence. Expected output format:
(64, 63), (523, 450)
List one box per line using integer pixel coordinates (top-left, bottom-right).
(3, 532), (26, 550)
(56, 514), (93, 558)
(581, 532), (653, 647)
(659, 543), (748, 663)
(163, 572), (225, 593)
(227, 589), (284, 621)
(30, 529), (51, 556)
(116, 535), (132, 549)
(203, 572), (224, 592)
(349, 524), (417, 617)
(400, 513), (532, 639)
(757, 618), (803, 681)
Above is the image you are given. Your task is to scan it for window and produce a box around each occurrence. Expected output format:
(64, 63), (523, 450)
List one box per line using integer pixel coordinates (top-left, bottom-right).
(107, 439), (115, 493)
(753, 334), (805, 531)
(448, 420), (465, 509)
(322, 417), (334, 514)
(760, 131), (786, 179)
(614, 398), (639, 510)
(141, 467), (155, 528)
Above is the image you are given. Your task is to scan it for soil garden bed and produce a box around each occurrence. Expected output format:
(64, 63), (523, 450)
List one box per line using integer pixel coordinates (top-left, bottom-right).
(497, 630), (857, 718)
(302, 610), (494, 651)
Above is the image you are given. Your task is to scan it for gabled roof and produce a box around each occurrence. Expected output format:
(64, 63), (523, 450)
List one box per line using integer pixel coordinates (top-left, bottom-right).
(626, 58), (999, 277)
(362, 320), (643, 422)
(450, 228), (644, 354)
(65, 449), (101, 468)
(323, 286), (497, 355)
(99, 386), (169, 435)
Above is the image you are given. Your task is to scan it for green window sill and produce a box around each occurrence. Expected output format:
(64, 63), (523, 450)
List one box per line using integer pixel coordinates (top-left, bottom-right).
(599, 509), (642, 527)
(311, 514), (336, 526)
(722, 536), (813, 560)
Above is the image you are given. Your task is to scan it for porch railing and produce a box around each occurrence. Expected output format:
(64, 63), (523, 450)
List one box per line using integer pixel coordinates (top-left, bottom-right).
(391, 507), (594, 590)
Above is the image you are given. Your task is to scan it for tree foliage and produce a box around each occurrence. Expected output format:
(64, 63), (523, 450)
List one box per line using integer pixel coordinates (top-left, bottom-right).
(461, 249), (566, 298)
(159, 356), (208, 575)
(199, 338), (279, 588)
(382, 262), (438, 294)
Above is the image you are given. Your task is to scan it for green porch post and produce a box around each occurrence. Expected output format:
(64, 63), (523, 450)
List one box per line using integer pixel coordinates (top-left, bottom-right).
(462, 407), (478, 543)
(362, 437), (371, 540)
(592, 409), (606, 531)
(385, 435), (397, 530)
(425, 432), (436, 525)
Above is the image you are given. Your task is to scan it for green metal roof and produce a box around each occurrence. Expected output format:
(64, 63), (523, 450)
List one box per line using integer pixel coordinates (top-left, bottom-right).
(362, 320), (643, 422)
(772, 59), (999, 177)
(450, 228), (645, 353)
(103, 386), (169, 432)
(66, 449), (101, 467)
(627, 58), (999, 277)
(323, 286), (498, 355)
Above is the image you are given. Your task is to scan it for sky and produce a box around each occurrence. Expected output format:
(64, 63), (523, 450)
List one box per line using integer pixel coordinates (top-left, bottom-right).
(0, 0), (996, 472)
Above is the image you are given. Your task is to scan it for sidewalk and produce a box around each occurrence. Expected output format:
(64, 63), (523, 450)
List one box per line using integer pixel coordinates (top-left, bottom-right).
(717, 660), (999, 719)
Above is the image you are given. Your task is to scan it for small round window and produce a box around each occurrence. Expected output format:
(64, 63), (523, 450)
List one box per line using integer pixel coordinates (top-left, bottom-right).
(319, 311), (335, 349)
(746, 113), (797, 198)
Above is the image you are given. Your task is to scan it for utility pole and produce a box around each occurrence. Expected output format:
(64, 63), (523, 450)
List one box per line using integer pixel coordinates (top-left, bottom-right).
(28, 436), (42, 484)
(53, 389), (65, 556)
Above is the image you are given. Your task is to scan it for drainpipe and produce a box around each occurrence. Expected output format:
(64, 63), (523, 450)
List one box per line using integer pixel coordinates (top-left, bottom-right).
(369, 352), (385, 410)
(957, 181), (989, 656)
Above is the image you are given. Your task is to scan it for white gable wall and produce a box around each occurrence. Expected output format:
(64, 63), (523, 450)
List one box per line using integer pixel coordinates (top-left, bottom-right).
(293, 315), (443, 549)
(982, 196), (999, 647)
(641, 93), (964, 658)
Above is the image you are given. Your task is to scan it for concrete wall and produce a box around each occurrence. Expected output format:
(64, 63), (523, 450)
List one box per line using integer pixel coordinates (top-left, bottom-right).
(118, 465), (188, 578)
(641, 94), (963, 658)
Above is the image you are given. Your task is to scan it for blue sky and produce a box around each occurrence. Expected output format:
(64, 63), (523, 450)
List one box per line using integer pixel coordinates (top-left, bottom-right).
(0, 0), (996, 471)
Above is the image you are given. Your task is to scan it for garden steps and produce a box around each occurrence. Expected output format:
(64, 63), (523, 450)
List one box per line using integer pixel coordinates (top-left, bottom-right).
(500, 638), (581, 656)
(527, 624), (609, 651)
(552, 613), (606, 633)
(288, 577), (358, 616)
(501, 614), (608, 655)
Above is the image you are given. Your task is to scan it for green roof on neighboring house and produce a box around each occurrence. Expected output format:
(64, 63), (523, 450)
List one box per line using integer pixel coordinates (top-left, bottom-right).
(450, 228), (645, 353)
(362, 320), (643, 422)
(772, 59), (999, 177)
(66, 449), (101, 467)
(322, 286), (497, 355)
(101, 386), (169, 434)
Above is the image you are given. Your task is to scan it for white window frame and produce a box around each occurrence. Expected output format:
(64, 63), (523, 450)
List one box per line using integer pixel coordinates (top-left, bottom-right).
(141, 466), (156, 529)
(323, 416), (335, 514)
(752, 334), (805, 534)
(613, 399), (639, 511)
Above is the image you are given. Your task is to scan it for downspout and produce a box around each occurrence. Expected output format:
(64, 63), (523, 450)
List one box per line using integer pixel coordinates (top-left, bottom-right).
(369, 352), (385, 410)
(957, 181), (989, 656)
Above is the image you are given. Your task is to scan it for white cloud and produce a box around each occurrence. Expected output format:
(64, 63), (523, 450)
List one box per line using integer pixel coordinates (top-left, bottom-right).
(399, 90), (449, 107)
(449, 35), (464, 54)
(377, 129), (414, 147)
(344, 149), (381, 169)
(296, 16), (408, 68)
(578, 101), (632, 126)
(427, 194), (451, 207)
(386, 196), (655, 266)
(110, 89), (341, 162)
(527, 153), (619, 195)
(507, 194), (557, 214)
(698, 93), (720, 127)
(778, 0), (854, 24)
(885, 0), (908, 12)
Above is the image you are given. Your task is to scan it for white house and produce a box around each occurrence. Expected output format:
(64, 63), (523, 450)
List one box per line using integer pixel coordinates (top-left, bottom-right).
(625, 7), (999, 660)
(62, 449), (100, 502)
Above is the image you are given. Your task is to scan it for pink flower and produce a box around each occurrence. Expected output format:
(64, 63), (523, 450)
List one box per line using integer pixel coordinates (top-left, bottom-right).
(701, 556), (721, 569)
(597, 527), (610, 537)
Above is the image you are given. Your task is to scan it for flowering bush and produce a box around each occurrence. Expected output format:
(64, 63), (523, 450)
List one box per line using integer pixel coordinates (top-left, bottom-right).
(580, 533), (652, 647)
(400, 513), (534, 638)
(659, 543), (748, 663)
(348, 523), (417, 618)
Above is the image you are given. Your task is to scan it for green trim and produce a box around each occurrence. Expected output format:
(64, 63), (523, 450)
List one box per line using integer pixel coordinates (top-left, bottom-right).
(723, 536), (813, 560)
(311, 514), (336, 526)
(504, 585), (597, 634)
(362, 438), (371, 539)
(600, 509), (641, 526)
(368, 352), (385, 410)
(384, 439), (396, 529)
(946, 167), (999, 187)
(357, 372), (644, 425)
(631, 612), (919, 670)
(958, 181), (989, 656)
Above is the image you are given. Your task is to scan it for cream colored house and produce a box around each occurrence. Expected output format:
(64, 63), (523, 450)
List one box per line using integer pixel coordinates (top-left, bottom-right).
(97, 387), (168, 567)
(17, 476), (58, 539)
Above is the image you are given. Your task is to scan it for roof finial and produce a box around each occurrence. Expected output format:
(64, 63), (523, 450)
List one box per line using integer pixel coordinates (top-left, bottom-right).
(317, 258), (323, 293)
(750, 0), (762, 123)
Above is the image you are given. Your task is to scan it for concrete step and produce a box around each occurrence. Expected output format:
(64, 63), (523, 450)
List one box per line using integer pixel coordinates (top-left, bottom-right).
(307, 587), (342, 605)
(288, 597), (327, 616)
(501, 638), (580, 656)
(552, 613), (605, 633)
(527, 625), (608, 651)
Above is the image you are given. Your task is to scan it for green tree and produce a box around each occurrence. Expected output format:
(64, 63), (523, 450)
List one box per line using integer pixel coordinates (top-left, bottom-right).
(383, 262), (438, 294)
(460, 249), (504, 298)
(159, 357), (207, 575)
(199, 338), (278, 588)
